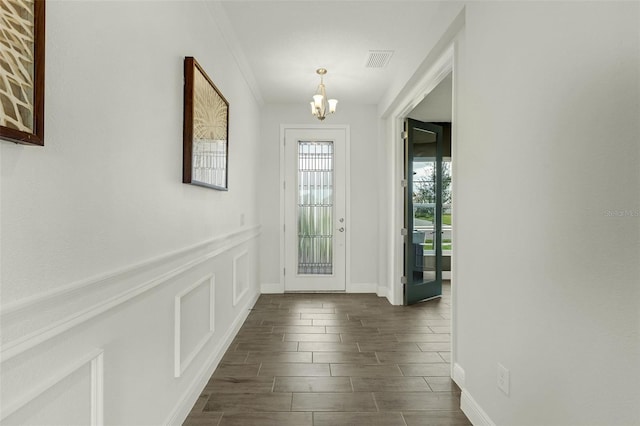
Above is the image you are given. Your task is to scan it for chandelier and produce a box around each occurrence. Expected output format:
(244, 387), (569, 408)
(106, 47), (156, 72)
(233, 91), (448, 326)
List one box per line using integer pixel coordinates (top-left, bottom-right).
(310, 68), (338, 121)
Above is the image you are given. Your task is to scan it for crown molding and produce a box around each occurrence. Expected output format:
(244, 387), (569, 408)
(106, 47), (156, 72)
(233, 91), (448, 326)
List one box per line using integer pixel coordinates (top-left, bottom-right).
(204, 1), (265, 107)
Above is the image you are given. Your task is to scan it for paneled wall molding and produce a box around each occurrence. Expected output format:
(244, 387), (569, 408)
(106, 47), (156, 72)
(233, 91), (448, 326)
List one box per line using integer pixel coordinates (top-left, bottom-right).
(232, 251), (250, 306)
(166, 291), (260, 425)
(1, 225), (259, 316)
(174, 275), (216, 378)
(1, 226), (260, 362)
(1, 349), (104, 425)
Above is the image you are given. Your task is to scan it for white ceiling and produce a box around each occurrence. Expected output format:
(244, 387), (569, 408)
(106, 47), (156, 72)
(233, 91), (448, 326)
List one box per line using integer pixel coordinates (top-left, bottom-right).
(219, 1), (450, 106)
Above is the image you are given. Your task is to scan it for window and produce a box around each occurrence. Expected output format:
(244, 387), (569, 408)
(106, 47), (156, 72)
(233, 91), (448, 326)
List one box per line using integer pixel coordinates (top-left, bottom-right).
(413, 158), (452, 254)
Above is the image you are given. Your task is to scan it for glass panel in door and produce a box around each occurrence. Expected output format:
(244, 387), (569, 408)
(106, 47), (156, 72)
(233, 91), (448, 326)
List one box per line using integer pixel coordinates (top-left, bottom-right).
(404, 119), (443, 305)
(297, 141), (334, 275)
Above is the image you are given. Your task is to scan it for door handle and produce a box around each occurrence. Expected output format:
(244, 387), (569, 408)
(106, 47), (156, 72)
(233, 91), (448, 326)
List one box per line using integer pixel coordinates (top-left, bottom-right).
(338, 227), (345, 232)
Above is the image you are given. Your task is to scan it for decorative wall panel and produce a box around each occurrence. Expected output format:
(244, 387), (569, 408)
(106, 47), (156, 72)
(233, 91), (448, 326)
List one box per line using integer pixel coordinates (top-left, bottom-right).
(174, 275), (215, 378)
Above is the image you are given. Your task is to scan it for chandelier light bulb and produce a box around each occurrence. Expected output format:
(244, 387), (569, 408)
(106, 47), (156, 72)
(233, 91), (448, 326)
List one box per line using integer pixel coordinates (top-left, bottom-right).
(328, 99), (338, 113)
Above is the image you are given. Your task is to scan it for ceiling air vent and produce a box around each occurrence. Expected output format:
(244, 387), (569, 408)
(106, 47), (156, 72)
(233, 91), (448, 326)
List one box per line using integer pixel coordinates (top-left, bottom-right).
(365, 50), (394, 68)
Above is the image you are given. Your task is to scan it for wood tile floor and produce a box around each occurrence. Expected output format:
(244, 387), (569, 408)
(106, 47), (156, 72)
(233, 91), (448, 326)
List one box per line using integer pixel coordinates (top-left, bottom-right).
(184, 282), (471, 425)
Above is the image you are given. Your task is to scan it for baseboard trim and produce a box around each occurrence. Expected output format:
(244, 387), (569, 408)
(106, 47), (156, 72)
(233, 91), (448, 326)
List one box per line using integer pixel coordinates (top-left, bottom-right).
(461, 389), (496, 426)
(260, 282), (284, 294)
(376, 285), (389, 300)
(452, 363), (465, 388)
(346, 282), (377, 293)
(263, 282), (381, 295)
(165, 291), (259, 425)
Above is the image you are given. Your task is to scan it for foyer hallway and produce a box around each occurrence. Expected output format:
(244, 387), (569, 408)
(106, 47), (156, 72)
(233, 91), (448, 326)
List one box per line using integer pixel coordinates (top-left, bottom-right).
(184, 282), (471, 425)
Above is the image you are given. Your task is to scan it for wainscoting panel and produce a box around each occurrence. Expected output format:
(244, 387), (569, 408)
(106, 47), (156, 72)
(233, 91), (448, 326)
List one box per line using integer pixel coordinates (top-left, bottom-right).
(174, 275), (215, 378)
(0, 226), (259, 361)
(232, 250), (250, 306)
(1, 350), (104, 426)
(164, 291), (259, 425)
(0, 226), (260, 425)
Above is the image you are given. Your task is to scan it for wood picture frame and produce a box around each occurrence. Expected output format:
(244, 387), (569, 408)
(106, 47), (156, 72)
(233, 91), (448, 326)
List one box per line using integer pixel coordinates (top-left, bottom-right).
(183, 57), (229, 190)
(0, 0), (46, 146)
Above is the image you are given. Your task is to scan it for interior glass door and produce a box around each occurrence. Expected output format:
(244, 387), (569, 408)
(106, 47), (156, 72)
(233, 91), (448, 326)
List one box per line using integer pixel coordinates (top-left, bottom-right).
(404, 119), (443, 305)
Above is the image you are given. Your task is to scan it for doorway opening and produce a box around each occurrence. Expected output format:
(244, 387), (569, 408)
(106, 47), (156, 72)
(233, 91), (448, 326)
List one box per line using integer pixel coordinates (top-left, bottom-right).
(403, 71), (453, 305)
(387, 46), (462, 383)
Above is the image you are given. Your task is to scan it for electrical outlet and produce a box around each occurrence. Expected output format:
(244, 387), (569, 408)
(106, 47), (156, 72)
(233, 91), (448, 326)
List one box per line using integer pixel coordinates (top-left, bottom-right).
(497, 363), (510, 396)
(240, 213), (245, 226)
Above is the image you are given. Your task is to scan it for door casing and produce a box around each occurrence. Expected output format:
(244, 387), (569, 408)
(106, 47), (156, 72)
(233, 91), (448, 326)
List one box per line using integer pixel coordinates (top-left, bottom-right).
(389, 47), (454, 307)
(279, 125), (351, 293)
(381, 34), (461, 385)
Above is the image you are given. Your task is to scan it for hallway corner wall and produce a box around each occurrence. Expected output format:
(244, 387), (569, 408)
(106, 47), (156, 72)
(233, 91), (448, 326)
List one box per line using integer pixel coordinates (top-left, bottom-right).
(1, 1), (262, 424)
(454, 3), (640, 425)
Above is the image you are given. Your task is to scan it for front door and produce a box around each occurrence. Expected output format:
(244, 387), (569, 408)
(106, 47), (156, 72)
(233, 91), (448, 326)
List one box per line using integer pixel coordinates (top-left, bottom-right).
(404, 119), (443, 304)
(284, 128), (347, 291)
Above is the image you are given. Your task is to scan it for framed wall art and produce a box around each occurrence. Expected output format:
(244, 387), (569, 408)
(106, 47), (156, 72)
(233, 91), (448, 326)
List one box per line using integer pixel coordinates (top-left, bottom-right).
(0, 0), (46, 146)
(183, 56), (229, 190)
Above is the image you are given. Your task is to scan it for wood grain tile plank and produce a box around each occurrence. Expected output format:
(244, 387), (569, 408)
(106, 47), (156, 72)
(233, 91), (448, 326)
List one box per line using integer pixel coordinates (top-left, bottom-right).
(313, 412), (406, 426)
(291, 392), (377, 412)
(376, 351), (444, 364)
(204, 393), (292, 412)
(205, 377), (275, 393)
(373, 392), (459, 411)
(284, 333), (341, 342)
(258, 362), (331, 377)
(245, 351), (312, 363)
(298, 342), (360, 352)
(350, 377), (432, 392)
(273, 377), (353, 393)
(402, 411), (472, 425)
(217, 412), (312, 426)
(312, 352), (379, 364)
(330, 364), (403, 377)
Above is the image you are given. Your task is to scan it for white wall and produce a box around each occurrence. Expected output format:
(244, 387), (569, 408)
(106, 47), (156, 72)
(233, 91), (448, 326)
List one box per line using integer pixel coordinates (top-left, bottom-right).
(408, 73), (452, 123)
(451, 3), (639, 425)
(377, 1), (465, 116)
(259, 103), (380, 293)
(1, 1), (261, 424)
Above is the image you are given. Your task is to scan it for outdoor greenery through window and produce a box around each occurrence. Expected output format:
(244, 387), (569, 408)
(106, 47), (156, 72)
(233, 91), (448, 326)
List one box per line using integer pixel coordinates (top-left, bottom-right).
(413, 159), (452, 253)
